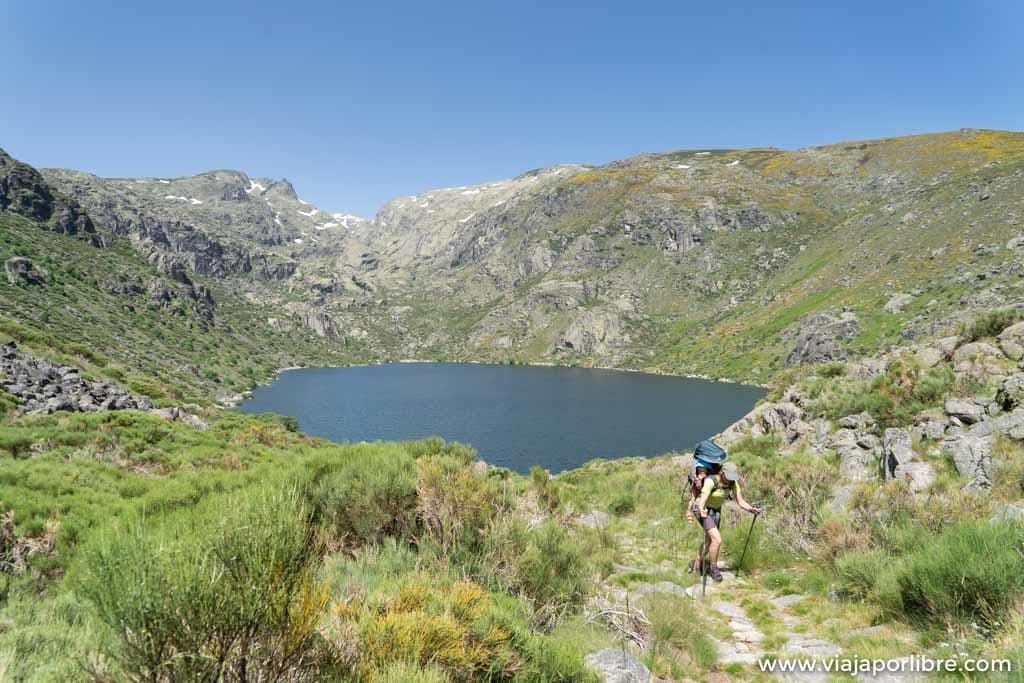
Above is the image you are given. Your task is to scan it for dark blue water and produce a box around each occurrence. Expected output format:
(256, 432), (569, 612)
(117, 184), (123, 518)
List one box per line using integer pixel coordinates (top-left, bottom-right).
(240, 363), (764, 473)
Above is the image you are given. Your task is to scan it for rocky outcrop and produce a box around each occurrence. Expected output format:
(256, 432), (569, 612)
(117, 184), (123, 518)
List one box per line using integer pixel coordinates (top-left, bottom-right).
(149, 406), (209, 431)
(0, 148), (98, 241)
(0, 341), (152, 414)
(296, 307), (341, 340)
(996, 373), (1024, 410)
(718, 401), (811, 447)
(559, 310), (624, 356)
(784, 312), (859, 367)
(881, 428), (935, 492)
(952, 341), (1014, 382)
(997, 321), (1024, 360)
(884, 293), (914, 314)
(943, 433), (992, 490)
(4, 257), (45, 286)
(833, 427), (879, 481)
(944, 397), (989, 424)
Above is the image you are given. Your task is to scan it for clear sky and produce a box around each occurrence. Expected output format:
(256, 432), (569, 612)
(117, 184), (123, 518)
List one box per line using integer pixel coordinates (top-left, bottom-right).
(3, 1), (1021, 215)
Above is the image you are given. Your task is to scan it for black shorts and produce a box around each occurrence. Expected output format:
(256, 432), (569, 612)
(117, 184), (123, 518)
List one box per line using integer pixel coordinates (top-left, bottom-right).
(692, 507), (721, 531)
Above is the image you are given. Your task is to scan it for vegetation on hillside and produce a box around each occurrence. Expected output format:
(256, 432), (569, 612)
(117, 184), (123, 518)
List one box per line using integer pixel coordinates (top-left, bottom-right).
(0, 212), (365, 403)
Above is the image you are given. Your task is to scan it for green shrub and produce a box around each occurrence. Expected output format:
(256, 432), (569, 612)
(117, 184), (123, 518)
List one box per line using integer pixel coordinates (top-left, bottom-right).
(962, 309), (1024, 342)
(416, 452), (499, 554)
(608, 492), (636, 516)
(313, 444), (418, 547)
(645, 596), (718, 673)
(402, 437), (478, 463)
(895, 521), (1024, 629)
(477, 518), (591, 616)
(511, 522), (590, 613)
(816, 361), (962, 428)
(817, 362), (847, 378)
(835, 549), (890, 600)
(530, 466), (561, 512)
(73, 484), (329, 681)
(374, 660), (450, 683)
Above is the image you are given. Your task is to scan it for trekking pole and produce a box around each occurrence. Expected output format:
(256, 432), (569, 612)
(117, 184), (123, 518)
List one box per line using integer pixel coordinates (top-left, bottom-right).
(700, 527), (709, 598)
(735, 510), (760, 579)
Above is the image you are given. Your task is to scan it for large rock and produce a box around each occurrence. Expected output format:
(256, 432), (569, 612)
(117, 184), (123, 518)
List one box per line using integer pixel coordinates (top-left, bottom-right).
(838, 412), (876, 432)
(882, 428), (935, 492)
(833, 429), (876, 481)
(584, 649), (652, 683)
(784, 312), (859, 367)
(911, 414), (949, 442)
(952, 342), (1012, 382)
(884, 293), (914, 314)
(718, 401), (809, 446)
(953, 342), (1004, 363)
(914, 347), (943, 369)
(944, 397), (988, 424)
(943, 434), (992, 489)
(997, 321), (1024, 361)
(992, 503), (1024, 522)
(4, 257), (44, 286)
(996, 373), (1024, 410)
(560, 310), (624, 356)
(965, 407), (1024, 440)
(847, 357), (888, 380)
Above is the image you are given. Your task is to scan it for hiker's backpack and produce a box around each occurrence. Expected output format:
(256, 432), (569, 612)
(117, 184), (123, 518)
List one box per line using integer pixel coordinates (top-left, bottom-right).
(694, 439), (727, 466)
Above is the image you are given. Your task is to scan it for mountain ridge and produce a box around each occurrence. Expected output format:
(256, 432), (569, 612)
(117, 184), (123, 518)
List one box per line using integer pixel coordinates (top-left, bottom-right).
(15, 127), (1024, 386)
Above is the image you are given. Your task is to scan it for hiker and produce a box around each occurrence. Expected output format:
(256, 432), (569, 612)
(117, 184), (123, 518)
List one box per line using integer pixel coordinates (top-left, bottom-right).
(695, 460), (759, 582)
(684, 462), (709, 573)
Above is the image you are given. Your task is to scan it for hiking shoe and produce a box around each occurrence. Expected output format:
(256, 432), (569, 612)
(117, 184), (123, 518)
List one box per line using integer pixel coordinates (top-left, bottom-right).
(711, 567), (724, 583)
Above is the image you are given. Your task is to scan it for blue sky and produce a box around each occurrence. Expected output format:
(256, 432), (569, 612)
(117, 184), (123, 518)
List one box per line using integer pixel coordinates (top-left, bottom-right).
(2, 1), (1021, 215)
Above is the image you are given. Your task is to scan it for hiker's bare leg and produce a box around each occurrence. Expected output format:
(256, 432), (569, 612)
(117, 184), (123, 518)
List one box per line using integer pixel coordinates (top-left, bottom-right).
(707, 527), (722, 566)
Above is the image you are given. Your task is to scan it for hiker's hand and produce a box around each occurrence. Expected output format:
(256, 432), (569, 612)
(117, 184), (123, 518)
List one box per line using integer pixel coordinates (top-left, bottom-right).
(686, 511), (694, 522)
(749, 506), (761, 515)
(699, 507), (708, 518)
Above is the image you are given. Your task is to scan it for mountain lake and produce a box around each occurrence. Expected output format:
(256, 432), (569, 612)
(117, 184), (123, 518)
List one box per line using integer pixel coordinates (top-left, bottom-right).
(240, 362), (765, 473)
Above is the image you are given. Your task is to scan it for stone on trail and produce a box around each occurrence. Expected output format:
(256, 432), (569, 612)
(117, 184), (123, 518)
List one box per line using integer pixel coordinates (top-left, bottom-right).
(584, 649), (652, 683)
(710, 637), (764, 666)
(782, 637), (842, 658)
(711, 601), (747, 620)
(770, 594), (805, 610)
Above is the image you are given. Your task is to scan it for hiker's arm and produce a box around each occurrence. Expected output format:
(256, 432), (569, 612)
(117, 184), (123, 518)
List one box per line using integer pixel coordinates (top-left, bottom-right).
(696, 480), (713, 516)
(734, 483), (759, 514)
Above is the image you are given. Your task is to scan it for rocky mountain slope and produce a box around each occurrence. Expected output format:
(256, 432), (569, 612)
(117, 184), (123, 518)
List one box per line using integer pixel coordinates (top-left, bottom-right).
(36, 129), (1024, 383)
(0, 149), (366, 403)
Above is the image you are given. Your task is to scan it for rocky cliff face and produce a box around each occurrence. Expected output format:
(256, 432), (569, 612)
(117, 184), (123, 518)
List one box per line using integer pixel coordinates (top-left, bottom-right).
(30, 129), (1024, 381)
(0, 149), (98, 243)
